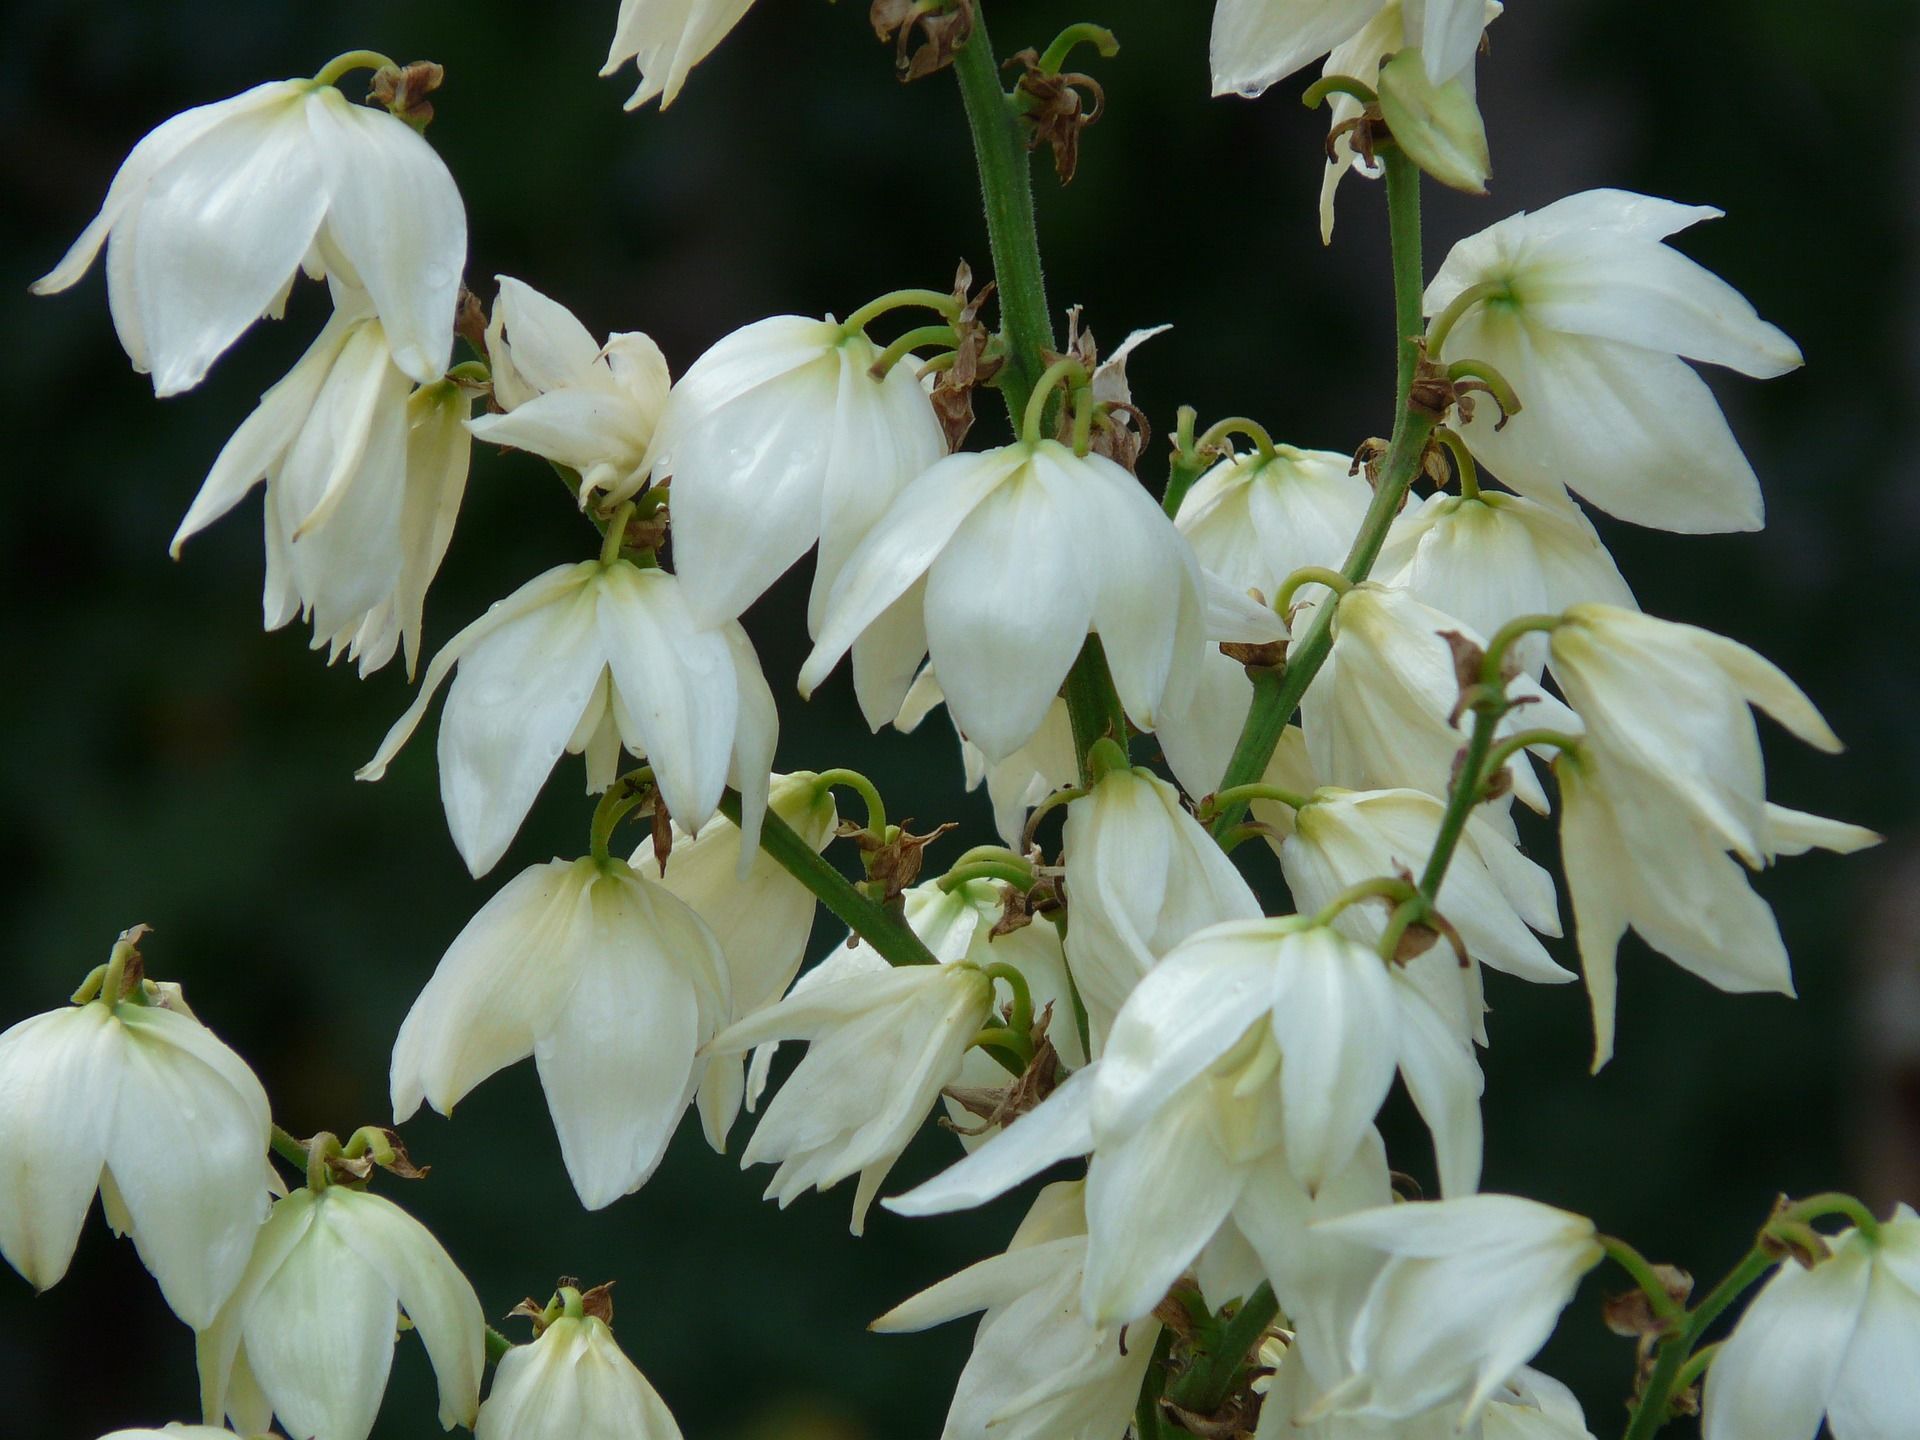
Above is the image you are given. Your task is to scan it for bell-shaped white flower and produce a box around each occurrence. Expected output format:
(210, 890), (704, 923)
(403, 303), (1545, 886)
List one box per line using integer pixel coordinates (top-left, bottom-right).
(478, 1300), (684, 1440)
(34, 75), (465, 395)
(892, 922), (1482, 1327)
(1211, 0), (1492, 98)
(604, 0), (759, 109)
(802, 439), (1207, 763)
(96, 1428), (250, 1440)
(1424, 190), (1804, 533)
(173, 290), (474, 677)
(707, 948), (995, 1234)
(628, 771), (837, 1148)
(872, 1181), (1160, 1440)
(358, 558), (776, 876)
(391, 855), (728, 1209)
(1060, 763), (1260, 1051)
(1704, 1205), (1920, 1440)
(468, 276), (671, 504)
(896, 670), (1080, 851)
(1314, 1194), (1603, 1425)
(1300, 584), (1577, 819)
(649, 315), (945, 626)
(0, 973), (271, 1330)
(1377, 490), (1635, 677)
(1155, 646), (1319, 818)
(1259, 1359), (1596, 1440)
(1173, 444), (1372, 598)
(1315, 3), (1501, 244)
(1280, 787), (1573, 990)
(198, 1185), (485, 1440)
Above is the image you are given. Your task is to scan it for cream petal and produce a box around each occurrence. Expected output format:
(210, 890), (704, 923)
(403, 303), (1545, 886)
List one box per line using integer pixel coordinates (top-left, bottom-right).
(884, 1064), (1098, 1217)
(1703, 1241), (1872, 1440)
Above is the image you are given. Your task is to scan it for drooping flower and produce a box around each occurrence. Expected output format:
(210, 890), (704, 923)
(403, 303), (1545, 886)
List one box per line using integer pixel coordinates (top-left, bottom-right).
(628, 771), (838, 1147)
(1314, 1194), (1604, 1424)
(1258, 1360), (1598, 1440)
(1173, 443), (1372, 599)
(1211, 0), (1494, 99)
(1376, 489), (1635, 677)
(603, 0), (759, 109)
(0, 958), (270, 1330)
(1299, 584), (1578, 819)
(172, 286), (475, 677)
(477, 1295), (685, 1440)
(467, 276), (671, 505)
(1704, 1205), (1920, 1440)
(1280, 786), (1573, 991)
(892, 921), (1483, 1326)
(1060, 763), (1260, 1051)
(803, 440), (1207, 763)
(1544, 605), (1878, 1065)
(648, 314), (946, 627)
(896, 672), (1080, 851)
(358, 559), (776, 877)
(390, 855), (728, 1209)
(707, 947), (995, 1234)
(1424, 190), (1804, 533)
(34, 75), (465, 395)
(198, 1185), (485, 1440)
(872, 1182), (1161, 1440)
(1315, 3), (1502, 244)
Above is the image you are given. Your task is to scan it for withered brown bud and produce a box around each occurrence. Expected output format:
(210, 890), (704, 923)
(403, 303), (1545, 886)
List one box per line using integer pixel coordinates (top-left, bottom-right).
(1220, 638), (1288, 672)
(372, 1128), (431, 1180)
(455, 286), (490, 368)
(855, 819), (959, 905)
(1004, 51), (1105, 184)
(579, 1280), (617, 1325)
(929, 260), (1003, 452)
(1349, 436), (1390, 484)
(368, 61), (445, 127)
(871, 0), (976, 82)
(1601, 1265), (1693, 1339)
(650, 797), (674, 876)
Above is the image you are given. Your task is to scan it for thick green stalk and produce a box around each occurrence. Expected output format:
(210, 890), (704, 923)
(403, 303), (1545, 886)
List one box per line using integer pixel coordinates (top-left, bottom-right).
(1207, 149), (1428, 838)
(719, 793), (938, 967)
(1167, 1283), (1279, 1417)
(1064, 635), (1130, 782)
(952, 8), (1054, 419)
(1415, 704), (1499, 898)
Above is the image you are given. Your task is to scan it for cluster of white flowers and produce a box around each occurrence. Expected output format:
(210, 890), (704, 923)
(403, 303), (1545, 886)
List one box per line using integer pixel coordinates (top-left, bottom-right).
(11, 5), (1909, 1440)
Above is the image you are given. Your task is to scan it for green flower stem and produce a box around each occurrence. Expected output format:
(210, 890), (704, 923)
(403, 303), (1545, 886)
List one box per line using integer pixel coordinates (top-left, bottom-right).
(1599, 1235), (1688, 1325)
(1064, 636), (1131, 784)
(1208, 148), (1430, 840)
(1195, 415), (1280, 461)
(719, 792), (938, 967)
(1480, 728), (1583, 782)
(485, 1326), (515, 1365)
(314, 50), (400, 87)
(1273, 564), (1354, 614)
(1433, 426), (1480, 498)
(598, 500), (635, 566)
(1446, 358), (1524, 421)
(1134, 1326), (1175, 1440)
(1023, 355), (1091, 443)
(1782, 1191), (1885, 1244)
(1162, 406), (1205, 518)
(865, 323), (961, 377)
(952, 6), (1056, 420)
(1167, 1281), (1280, 1416)
(939, 859), (1038, 892)
(1312, 874), (1423, 929)
(1302, 74), (1380, 110)
(841, 289), (963, 335)
(588, 768), (655, 866)
(982, 961), (1035, 1036)
(1206, 782), (1312, 815)
(1674, 1342), (1724, 1393)
(1415, 703), (1499, 899)
(1423, 278), (1506, 357)
(815, 768), (888, 843)
(269, 1124), (310, 1170)
(1037, 22), (1120, 74)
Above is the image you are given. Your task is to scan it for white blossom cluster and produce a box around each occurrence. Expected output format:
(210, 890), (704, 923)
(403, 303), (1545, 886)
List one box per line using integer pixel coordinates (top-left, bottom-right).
(8, 4), (1910, 1440)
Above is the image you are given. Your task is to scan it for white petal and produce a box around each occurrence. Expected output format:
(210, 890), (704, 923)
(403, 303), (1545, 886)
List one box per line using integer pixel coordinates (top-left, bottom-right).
(1392, 977), (1486, 1197)
(884, 1064), (1098, 1216)
(1703, 1242), (1872, 1440)
(1210, 0), (1379, 97)
(0, 1005), (118, 1292)
(1826, 1257), (1920, 1440)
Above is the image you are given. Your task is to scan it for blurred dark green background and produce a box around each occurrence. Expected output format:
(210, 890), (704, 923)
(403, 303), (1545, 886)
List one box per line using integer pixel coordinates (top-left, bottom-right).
(3, 1), (1917, 1435)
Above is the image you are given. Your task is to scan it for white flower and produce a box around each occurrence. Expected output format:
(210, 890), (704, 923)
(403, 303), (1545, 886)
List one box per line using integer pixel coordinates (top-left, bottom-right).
(358, 559), (777, 877)
(1258, 1361), (1596, 1440)
(468, 276), (671, 504)
(34, 76), (465, 395)
(603, 0), (759, 109)
(1300, 584), (1578, 820)
(1704, 1205), (1920, 1440)
(478, 1307), (684, 1440)
(896, 670), (1080, 851)
(629, 771), (838, 1148)
(649, 315), (945, 626)
(1315, 3), (1501, 244)
(95, 1428), (251, 1440)
(198, 1185), (485, 1440)
(1155, 648), (1319, 817)
(172, 290), (474, 677)
(1424, 190), (1804, 533)
(1211, 0), (1493, 99)
(0, 974), (270, 1330)
(872, 1181), (1160, 1440)
(892, 922), (1483, 1326)
(1173, 444), (1372, 598)
(802, 440), (1208, 762)
(1376, 490), (1635, 677)
(391, 855), (728, 1209)
(707, 950), (994, 1234)
(1315, 1194), (1603, 1424)
(1280, 787), (1573, 991)
(1060, 764), (1260, 1051)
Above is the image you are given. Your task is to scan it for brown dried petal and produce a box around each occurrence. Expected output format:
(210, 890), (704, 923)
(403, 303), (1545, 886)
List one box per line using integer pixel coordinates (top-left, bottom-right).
(871, 0), (976, 82)
(368, 61), (445, 126)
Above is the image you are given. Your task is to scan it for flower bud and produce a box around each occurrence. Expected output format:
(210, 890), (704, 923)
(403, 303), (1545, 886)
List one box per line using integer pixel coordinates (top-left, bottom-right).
(478, 1308), (684, 1440)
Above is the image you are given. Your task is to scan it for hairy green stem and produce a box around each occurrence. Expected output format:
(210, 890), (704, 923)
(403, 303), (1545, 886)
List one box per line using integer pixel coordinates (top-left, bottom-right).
(1208, 149), (1428, 838)
(719, 793), (938, 967)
